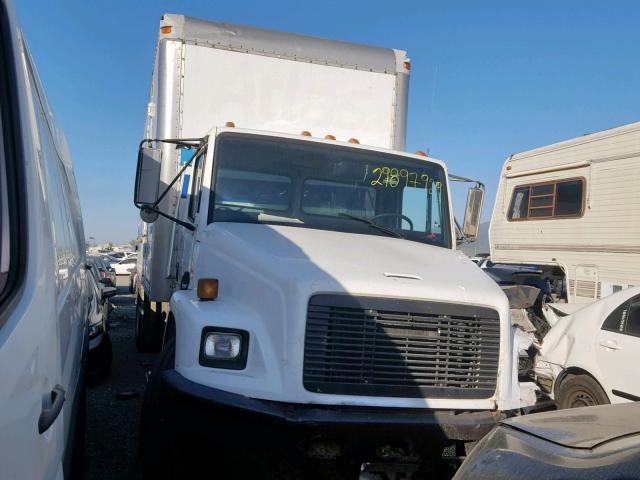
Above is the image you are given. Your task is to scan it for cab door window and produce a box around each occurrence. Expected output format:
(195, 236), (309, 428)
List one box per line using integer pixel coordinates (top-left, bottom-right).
(188, 151), (205, 220)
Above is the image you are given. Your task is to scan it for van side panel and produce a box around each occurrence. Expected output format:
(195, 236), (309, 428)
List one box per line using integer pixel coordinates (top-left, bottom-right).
(0, 6), (87, 478)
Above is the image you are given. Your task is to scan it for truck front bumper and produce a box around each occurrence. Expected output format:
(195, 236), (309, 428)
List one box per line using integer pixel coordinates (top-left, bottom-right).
(160, 370), (507, 452)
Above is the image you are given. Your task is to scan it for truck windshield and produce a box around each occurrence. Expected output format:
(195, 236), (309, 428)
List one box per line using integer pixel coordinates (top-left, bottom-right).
(210, 133), (451, 248)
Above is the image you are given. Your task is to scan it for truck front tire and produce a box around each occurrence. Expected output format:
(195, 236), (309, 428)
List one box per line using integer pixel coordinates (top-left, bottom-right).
(140, 339), (176, 479)
(135, 294), (161, 352)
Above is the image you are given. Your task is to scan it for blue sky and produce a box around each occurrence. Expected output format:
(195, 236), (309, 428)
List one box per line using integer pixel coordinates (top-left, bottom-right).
(17, 0), (640, 244)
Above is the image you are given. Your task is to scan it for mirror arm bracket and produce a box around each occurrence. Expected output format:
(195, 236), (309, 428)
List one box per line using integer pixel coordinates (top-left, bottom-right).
(142, 207), (196, 232)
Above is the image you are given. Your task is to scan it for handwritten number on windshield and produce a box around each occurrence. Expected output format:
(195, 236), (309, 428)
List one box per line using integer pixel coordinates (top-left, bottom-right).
(371, 167), (437, 189)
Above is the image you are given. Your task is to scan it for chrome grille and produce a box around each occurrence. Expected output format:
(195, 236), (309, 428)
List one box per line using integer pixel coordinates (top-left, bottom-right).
(303, 295), (500, 399)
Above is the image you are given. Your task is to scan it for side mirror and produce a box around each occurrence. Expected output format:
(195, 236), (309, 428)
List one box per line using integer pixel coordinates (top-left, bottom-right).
(134, 147), (162, 208)
(101, 286), (117, 300)
(461, 187), (484, 242)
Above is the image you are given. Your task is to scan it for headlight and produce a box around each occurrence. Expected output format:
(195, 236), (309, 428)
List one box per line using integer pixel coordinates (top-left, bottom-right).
(204, 333), (241, 359)
(199, 327), (249, 369)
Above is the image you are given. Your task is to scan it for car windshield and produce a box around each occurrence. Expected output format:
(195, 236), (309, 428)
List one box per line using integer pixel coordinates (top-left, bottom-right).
(210, 134), (450, 248)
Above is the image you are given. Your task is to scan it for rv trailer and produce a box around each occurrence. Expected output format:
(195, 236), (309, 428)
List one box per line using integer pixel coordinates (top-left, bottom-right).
(490, 121), (640, 304)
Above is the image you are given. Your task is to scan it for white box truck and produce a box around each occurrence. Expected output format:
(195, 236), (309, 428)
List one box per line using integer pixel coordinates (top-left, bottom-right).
(0, 1), (90, 477)
(134, 14), (525, 476)
(489, 121), (640, 304)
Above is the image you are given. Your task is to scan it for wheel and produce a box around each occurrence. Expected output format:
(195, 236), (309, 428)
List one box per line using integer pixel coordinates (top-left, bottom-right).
(140, 339), (176, 479)
(135, 294), (161, 352)
(556, 373), (609, 409)
(87, 333), (112, 386)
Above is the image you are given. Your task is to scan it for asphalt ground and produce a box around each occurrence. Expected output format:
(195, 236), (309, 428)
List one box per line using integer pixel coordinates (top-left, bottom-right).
(85, 276), (155, 480)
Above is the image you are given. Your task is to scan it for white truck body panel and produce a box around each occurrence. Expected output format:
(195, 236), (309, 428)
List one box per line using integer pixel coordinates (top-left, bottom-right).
(490, 121), (640, 303)
(142, 14), (410, 302)
(181, 44), (397, 148)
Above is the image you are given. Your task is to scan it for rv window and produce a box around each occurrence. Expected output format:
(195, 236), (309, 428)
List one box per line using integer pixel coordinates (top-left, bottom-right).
(509, 187), (529, 219)
(555, 180), (583, 216)
(508, 178), (584, 221)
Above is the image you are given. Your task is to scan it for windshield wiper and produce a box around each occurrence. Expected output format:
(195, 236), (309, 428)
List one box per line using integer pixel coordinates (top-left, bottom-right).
(338, 213), (405, 239)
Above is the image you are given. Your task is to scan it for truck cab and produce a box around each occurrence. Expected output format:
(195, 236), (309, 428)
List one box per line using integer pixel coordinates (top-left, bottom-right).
(135, 126), (522, 474)
(134, 14), (525, 475)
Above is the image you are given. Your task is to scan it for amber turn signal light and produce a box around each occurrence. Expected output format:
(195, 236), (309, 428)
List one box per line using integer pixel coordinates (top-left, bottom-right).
(160, 26), (172, 34)
(198, 279), (219, 301)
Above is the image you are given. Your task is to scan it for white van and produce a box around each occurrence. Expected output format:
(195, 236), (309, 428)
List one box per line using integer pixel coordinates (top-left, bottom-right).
(0, 1), (89, 478)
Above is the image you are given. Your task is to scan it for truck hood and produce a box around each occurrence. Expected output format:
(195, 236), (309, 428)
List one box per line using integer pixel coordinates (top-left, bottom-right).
(197, 222), (506, 307)
(175, 222), (517, 410)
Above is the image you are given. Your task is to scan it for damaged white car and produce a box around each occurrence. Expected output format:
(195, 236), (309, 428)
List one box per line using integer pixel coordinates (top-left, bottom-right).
(534, 287), (640, 408)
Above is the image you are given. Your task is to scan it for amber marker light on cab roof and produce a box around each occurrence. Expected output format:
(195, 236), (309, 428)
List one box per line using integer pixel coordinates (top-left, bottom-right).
(197, 279), (219, 301)
(225, 121), (236, 128)
(160, 26), (172, 34)
(415, 150), (428, 157)
(325, 134), (336, 140)
(300, 131), (312, 136)
(348, 138), (360, 144)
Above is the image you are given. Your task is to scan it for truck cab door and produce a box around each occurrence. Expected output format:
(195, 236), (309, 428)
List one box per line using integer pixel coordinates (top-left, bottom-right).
(595, 294), (640, 402)
(177, 148), (207, 285)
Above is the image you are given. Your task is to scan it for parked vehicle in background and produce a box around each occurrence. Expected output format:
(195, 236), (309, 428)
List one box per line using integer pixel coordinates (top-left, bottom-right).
(0, 1), (89, 477)
(453, 402), (640, 479)
(106, 251), (132, 261)
(470, 253), (491, 266)
(104, 251), (134, 266)
(535, 286), (640, 408)
(112, 256), (137, 275)
(86, 270), (115, 385)
(490, 121), (640, 304)
(87, 255), (116, 286)
(129, 264), (138, 293)
(134, 14), (526, 476)
(85, 260), (116, 327)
